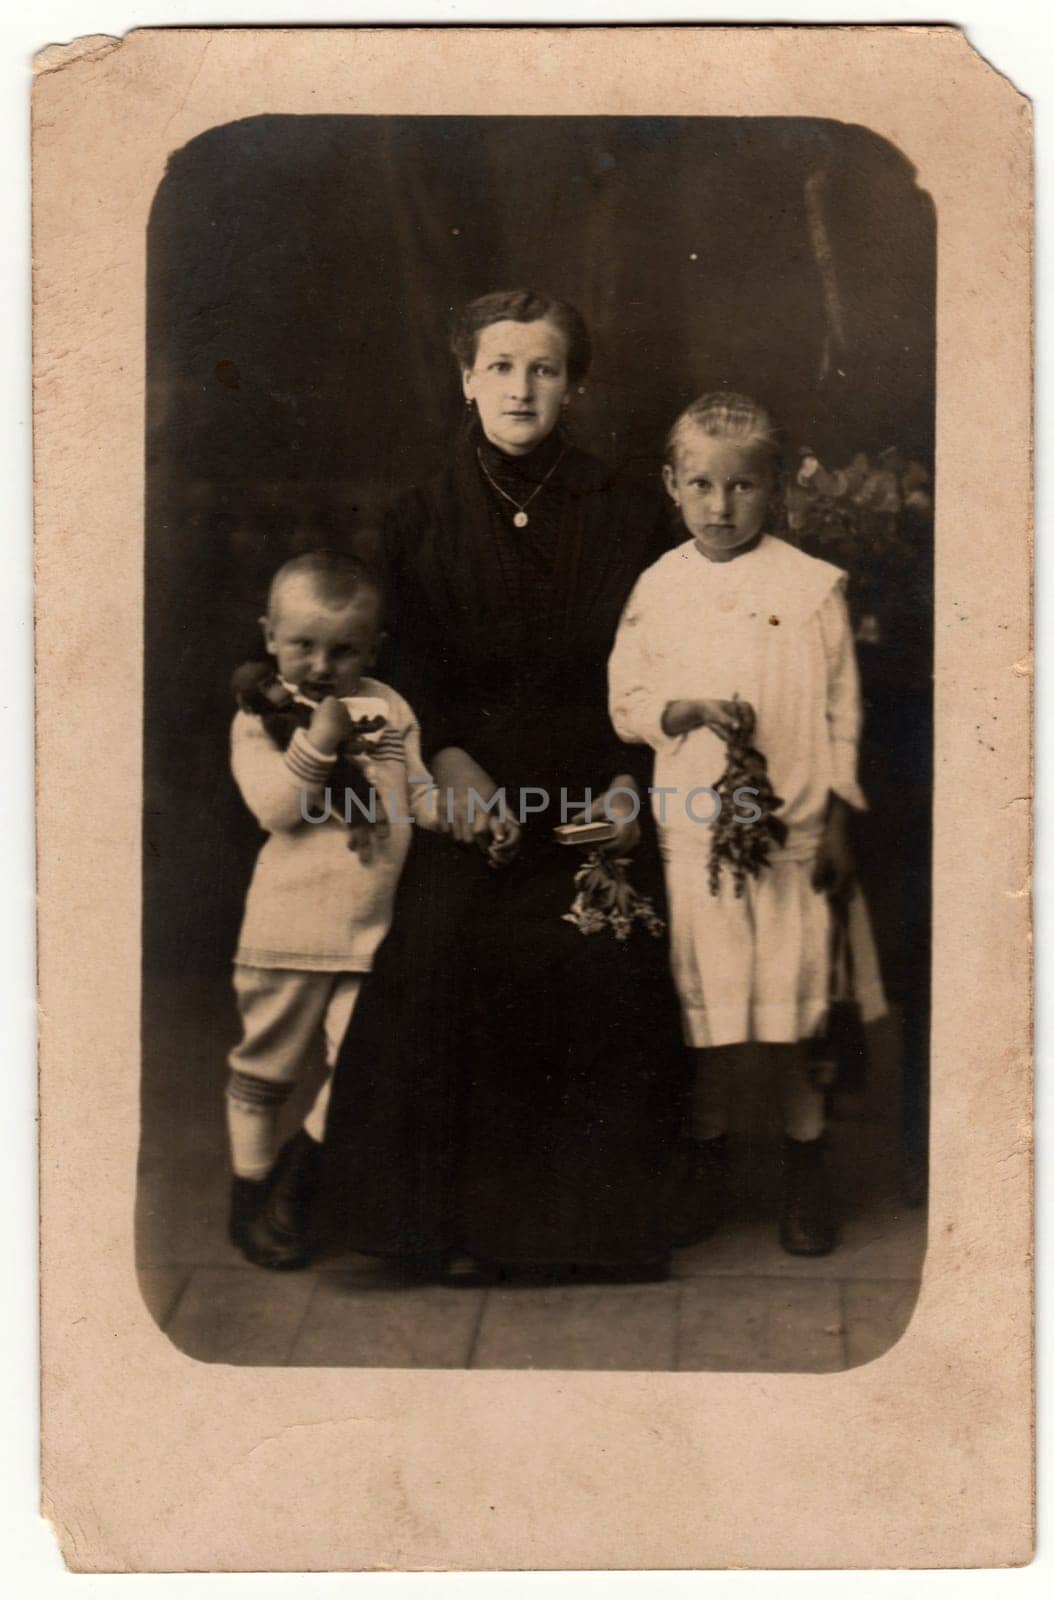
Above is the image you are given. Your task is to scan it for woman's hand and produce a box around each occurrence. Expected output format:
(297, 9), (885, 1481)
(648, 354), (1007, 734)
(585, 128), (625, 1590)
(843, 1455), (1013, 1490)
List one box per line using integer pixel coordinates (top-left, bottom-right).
(661, 698), (755, 742)
(811, 794), (855, 901)
(580, 773), (642, 856)
(430, 746), (502, 846)
(481, 812), (522, 869)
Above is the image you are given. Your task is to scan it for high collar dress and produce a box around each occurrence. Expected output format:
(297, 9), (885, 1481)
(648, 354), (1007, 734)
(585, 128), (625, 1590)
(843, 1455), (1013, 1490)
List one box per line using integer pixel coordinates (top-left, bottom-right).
(319, 425), (711, 1267)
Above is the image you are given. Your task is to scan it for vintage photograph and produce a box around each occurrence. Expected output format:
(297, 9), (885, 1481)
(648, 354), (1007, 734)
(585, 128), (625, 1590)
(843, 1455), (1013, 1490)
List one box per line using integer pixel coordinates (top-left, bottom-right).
(136, 112), (935, 1371)
(33, 22), (1032, 1570)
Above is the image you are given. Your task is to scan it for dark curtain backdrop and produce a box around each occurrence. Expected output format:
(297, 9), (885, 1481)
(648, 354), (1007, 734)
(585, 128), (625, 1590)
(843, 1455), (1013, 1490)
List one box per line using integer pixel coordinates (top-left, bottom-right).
(144, 116), (934, 977)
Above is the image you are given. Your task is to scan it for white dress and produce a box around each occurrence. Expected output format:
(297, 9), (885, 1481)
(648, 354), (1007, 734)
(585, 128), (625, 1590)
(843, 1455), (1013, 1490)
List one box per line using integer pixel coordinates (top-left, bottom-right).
(609, 534), (886, 1047)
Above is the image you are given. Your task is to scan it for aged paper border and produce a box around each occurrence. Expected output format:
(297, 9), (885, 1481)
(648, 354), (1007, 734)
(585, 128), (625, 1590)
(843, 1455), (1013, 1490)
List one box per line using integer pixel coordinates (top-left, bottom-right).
(33, 25), (1032, 1572)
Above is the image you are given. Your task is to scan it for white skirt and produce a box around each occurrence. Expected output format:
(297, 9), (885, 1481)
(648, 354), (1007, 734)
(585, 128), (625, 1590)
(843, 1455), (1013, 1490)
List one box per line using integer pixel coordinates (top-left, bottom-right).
(662, 838), (888, 1049)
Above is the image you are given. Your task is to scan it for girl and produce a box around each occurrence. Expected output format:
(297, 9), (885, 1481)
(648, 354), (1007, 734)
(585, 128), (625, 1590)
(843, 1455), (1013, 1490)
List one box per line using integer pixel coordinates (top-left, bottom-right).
(609, 392), (886, 1255)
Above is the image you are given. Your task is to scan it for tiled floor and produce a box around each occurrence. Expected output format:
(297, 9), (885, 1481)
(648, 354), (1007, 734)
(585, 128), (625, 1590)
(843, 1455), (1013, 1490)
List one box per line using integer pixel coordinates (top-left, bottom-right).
(138, 971), (927, 1371)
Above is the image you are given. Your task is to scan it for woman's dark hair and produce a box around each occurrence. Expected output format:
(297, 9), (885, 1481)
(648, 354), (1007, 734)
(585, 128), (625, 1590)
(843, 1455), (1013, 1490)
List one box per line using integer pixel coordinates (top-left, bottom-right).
(450, 289), (592, 383)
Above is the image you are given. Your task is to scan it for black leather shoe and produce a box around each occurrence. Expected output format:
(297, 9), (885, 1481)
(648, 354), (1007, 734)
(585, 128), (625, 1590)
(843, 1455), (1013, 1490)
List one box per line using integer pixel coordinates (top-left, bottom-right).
(228, 1131), (322, 1271)
(265, 1129), (322, 1245)
(228, 1174), (268, 1252)
(229, 1174), (307, 1269)
(779, 1136), (837, 1256)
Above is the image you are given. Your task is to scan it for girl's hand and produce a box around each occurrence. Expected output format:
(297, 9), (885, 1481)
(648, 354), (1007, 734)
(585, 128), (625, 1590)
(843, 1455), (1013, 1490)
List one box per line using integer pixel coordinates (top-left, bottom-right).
(309, 695), (354, 755)
(430, 746), (501, 846)
(661, 698), (754, 741)
(811, 795), (855, 900)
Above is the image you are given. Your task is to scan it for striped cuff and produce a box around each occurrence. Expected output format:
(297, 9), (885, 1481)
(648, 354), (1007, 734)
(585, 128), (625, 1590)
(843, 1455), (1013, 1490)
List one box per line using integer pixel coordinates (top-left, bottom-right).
(226, 1069), (296, 1109)
(285, 726), (338, 786)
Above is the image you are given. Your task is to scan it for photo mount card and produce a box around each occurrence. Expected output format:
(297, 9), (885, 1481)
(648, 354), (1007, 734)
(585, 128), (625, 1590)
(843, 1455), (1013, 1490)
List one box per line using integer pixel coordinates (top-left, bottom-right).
(33, 25), (1032, 1572)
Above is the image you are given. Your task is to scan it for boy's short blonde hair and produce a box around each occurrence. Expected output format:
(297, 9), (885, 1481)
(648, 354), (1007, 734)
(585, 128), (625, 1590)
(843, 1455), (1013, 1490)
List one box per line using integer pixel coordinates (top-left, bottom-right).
(267, 550), (383, 622)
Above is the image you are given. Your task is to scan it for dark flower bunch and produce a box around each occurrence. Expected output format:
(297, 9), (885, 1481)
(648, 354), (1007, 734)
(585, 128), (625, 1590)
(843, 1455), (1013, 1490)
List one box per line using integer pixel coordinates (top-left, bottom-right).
(231, 660), (385, 848)
(563, 850), (666, 942)
(708, 700), (788, 898)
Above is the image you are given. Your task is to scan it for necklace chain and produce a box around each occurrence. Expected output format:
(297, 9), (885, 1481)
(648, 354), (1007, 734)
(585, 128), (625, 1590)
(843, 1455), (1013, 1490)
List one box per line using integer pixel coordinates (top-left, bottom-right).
(476, 445), (566, 527)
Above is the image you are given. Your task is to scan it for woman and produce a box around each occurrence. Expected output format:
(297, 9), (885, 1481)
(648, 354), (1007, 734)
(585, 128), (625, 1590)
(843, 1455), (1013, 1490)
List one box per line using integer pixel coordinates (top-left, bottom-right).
(318, 289), (706, 1279)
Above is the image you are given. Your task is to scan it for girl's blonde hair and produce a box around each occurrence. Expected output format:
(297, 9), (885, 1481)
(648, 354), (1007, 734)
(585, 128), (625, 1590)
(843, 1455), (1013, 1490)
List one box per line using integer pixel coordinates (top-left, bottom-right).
(664, 391), (784, 473)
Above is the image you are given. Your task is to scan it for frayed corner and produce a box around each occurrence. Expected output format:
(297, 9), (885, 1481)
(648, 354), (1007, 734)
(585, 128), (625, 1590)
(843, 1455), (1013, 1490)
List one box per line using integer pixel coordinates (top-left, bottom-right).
(33, 35), (123, 80)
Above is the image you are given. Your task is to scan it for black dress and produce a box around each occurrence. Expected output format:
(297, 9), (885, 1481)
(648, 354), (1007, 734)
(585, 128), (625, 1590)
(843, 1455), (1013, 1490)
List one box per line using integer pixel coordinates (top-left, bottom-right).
(320, 425), (702, 1267)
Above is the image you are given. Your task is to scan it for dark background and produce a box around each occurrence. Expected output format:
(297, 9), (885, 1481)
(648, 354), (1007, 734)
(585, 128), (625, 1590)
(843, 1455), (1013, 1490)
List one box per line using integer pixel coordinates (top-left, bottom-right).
(144, 115), (934, 1068)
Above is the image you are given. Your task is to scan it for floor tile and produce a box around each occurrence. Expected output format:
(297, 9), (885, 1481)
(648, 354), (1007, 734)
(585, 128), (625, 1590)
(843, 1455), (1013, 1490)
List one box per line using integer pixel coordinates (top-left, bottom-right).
(136, 1264), (190, 1329)
(164, 1265), (316, 1365)
(673, 1201), (926, 1282)
(289, 1277), (483, 1368)
(843, 1278), (920, 1369)
(136, 971), (925, 1374)
(471, 1283), (679, 1370)
(677, 1277), (847, 1371)
(136, 1180), (240, 1269)
(157, 1269), (923, 1372)
(309, 1251), (398, 1280)
(834, 1203), (928, 1279)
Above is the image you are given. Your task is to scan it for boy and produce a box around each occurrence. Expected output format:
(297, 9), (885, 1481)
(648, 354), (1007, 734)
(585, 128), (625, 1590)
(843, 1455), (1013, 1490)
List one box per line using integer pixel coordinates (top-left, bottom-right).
(226, 550), (438, 1269)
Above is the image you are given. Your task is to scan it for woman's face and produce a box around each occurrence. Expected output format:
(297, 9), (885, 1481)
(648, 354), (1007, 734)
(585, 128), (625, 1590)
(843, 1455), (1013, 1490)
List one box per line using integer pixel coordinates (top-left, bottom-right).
(462, 318), (571, 455)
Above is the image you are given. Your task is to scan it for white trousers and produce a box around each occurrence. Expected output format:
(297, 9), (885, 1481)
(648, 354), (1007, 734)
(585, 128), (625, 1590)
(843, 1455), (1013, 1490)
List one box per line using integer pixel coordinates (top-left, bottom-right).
(228, 966), (363, 1161)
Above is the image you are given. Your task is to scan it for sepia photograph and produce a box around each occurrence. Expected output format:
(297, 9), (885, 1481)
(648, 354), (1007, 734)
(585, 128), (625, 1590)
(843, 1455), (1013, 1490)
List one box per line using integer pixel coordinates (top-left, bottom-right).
(139, 112), (934, 1370)
(32, 24), (1031, 1571)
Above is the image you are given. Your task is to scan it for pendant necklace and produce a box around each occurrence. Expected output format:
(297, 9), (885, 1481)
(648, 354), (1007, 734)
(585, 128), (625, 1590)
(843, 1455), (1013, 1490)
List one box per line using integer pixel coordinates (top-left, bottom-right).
(476, 445), (566, 527)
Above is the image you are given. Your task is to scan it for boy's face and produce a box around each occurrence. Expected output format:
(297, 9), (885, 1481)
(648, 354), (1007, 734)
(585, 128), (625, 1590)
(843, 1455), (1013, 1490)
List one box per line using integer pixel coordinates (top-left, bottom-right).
(261, 575), (381, 701)
(663, 431), (776, 562)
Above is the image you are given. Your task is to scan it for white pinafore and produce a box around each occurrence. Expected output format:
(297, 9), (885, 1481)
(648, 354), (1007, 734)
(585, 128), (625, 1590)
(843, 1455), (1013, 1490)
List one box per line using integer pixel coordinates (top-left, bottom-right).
(609, 534), (887, 1048)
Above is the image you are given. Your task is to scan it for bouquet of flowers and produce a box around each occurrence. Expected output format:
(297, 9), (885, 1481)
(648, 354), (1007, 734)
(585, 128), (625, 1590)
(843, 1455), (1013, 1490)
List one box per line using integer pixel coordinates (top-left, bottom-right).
(563, 850), (666, 942)
(707, 699), (788, 897)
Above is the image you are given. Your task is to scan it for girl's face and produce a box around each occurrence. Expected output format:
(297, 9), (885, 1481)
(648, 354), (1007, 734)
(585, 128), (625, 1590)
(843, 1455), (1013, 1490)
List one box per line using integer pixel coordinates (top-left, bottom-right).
(663, 430), (777, 562)
(462, 318), (571, 456)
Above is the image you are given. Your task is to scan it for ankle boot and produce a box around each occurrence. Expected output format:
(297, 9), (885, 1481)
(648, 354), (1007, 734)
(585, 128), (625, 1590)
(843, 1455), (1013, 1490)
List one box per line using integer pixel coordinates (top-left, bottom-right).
(227, 1130), (321, 1271)
(779, 1135), (837, 1256)
(228, 1173), (308, 1270)
(228, 1174), (268, 1253)
(673, 1133), (731, 1246)
(265, 1128), (322, 1246)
